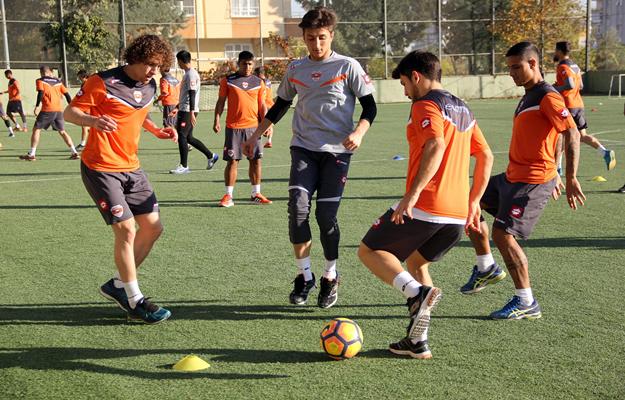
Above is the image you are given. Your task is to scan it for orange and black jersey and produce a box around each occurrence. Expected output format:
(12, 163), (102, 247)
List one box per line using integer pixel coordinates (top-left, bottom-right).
(555, 59), (583, 109)
(218, 73), (265, 129)
(7, 78), (20, 101)
(158, 74), (180, 106)
(406, 89), (489, 220)
(36, 77), (69, 112)
(71, 66), (156, 172)
(507, 81), (576, 184)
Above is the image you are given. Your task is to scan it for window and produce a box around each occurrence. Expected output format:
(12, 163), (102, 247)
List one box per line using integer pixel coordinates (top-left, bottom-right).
(231, 0), (259, 17)
(178, 0), (195, 17)
(290, 0), (306, 18)
(225, 44), (252, 59)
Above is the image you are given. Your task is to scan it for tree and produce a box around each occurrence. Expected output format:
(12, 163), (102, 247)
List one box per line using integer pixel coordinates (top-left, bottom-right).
(591, 28), (625, 71)
(491, 0), (584, 71)
(41, 0), (186, 81)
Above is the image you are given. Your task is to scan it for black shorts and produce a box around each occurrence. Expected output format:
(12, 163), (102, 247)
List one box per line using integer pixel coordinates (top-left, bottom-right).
(162, 105), (176, 127)
(481, 173), (557, 240)
(362, 208), (464, 262)
(224, 127), (262, 161)
(34, 111), (65, 131)
(176, 111), (196, 137)
(7, 100), (23, 114)
(80, 162), (159, 225)
(569, 108), (587, 131)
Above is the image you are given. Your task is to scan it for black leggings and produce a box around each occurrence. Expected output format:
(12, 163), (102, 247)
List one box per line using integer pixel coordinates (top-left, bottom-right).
(176, 111), (214, 167)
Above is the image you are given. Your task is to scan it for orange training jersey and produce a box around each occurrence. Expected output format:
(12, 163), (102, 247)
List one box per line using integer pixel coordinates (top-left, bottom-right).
(506, 81), (576, 184)
(7, 78), (20, 101)
(71, 66), (156, 172)
(555, 59), (584, 109)
(158, 74), (180, 106)
(36, 76), (68, 112)
(406, 90), (490, 220)
(218, 73), (265, 129)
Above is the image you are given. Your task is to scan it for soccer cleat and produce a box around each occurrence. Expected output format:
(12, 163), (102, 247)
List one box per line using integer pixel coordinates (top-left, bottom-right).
(490, 296), (542, 320)
(251, 193), (272, 204)
(617, 184), (625, 193)
(99, 278), (129, 311)
(69, 152), (80, 160)
(8, 132), (14, 138)
(219, 194), (234, 208)
(206, 153), (219, 170)
(317, 275), (339, 309)
(604, 150), (616, 171)
(289, 273), (316, 305)
(169, 164), (190, 174)
(406, 286), (442, 340)
(389, 337), (432, 359)
(75, 144), (85, 152)
(127, 297), (171, 324)
(19, 154), (36, 161)
(460, 264), (507, 294)
(263, 141), (272, 148)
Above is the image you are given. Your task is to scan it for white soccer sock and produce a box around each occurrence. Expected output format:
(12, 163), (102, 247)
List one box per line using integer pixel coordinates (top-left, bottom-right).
(113, 272), (124, 289)
(295, 257), (313, 281)
(597, 145), (607, 155)
(8, 127), (13, 134)
(16, 123), (20, 129)
(476, 253), (495, 272)
(70, 145), (77, 153)
(515, 287), (534, 306)
(323, 259), (337, 280)
(392, 271), (422, 299)
(80, 140), (86, 146)
(411, 327), (429, 344)
(225, 186), (234, 196)
(29, 147), (36, 156)
(123, 280), (144, 309)
(251, 184), (261, 196)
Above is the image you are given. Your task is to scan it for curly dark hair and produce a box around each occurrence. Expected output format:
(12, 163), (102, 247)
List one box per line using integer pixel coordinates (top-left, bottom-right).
(123, 34), (173, 70)
(298, 6), (337, 32)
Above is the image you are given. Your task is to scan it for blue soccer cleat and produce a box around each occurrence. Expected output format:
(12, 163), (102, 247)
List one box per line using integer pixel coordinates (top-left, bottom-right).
(604, 150), (616, 171)
(99, 278), (130, 311)
(490, 296), (542, 320)
(207, 153), (219, 170)
(460, 264), (506, 294)
(127, 298), (171, 324)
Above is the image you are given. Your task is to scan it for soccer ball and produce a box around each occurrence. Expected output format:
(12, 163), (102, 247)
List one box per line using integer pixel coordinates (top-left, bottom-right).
(320, 318), (363, 360)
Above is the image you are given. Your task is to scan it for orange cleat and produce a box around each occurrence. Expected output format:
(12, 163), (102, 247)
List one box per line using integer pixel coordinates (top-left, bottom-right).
(251, 193), (272, 204)
(219, 194), (234, 208)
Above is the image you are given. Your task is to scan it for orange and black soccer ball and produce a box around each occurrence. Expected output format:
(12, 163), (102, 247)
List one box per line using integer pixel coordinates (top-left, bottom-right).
(320, 318), (363, 360)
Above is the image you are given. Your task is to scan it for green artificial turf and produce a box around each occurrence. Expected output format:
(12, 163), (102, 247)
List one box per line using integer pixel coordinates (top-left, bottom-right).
(1, 98), (624, 399)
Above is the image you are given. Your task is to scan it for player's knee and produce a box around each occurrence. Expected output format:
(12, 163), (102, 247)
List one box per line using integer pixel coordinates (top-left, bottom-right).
(357, 242), (372, 262)
(288, 189), (311, 222)
(113, 221), (136, 243)
(315, 205), (338, 233)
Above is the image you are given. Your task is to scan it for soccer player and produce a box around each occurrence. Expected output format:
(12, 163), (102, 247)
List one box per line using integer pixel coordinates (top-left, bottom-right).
(254, 66), (274, 148)
(157, 67), (180, 128)
(213, 51), (272, 207)
(619, 103), (625, 193)
(169, 50), (219, 174)
(74, 69), (90, 152)
(242, 7), (377, 309)
(18, 65), (78, 161)
(0, 99), (15, 137)
(461, 42), (586, 319)
(3, 70), (27, 131)
(553, 41), (615, 171)
(64, 34), (177, 324)
(357, 51), (493, 359)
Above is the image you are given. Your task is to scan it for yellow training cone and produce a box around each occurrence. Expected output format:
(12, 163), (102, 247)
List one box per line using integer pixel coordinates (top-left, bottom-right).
(591, 176), (607, 182)
(173, 355), (210, 372)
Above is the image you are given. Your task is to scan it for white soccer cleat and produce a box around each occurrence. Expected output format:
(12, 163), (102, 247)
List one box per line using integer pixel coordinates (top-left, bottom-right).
(169, 165), (190, 174)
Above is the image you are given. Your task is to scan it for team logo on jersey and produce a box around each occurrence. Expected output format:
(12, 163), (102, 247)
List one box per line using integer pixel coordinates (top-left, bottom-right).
(561, 70), (567, 75)
(76, 89), (83, 98)
(311, 71), (322, 81)
(421, 118), (431, 128)
(242, 81), (249, 89)
(363, 74), (372, 84)
(98, 199), (109, 211)
(111, 204), (124, 218)
(509, 205), (524, 219)
(560, 109), (570, 118)
(133, 90), (143, 103)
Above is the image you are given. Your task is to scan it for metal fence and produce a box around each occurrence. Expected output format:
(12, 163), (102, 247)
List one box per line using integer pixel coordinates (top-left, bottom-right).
(0, 0), (624, 87)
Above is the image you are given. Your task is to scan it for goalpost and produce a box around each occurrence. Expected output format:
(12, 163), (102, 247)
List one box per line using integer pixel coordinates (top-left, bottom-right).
(608, 74), (625, 98)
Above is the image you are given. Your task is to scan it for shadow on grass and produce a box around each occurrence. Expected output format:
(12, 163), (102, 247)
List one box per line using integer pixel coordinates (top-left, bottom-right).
(0, 347), (292, 380)
(0, 171), (77, 177)
(454, 236), (625, 250)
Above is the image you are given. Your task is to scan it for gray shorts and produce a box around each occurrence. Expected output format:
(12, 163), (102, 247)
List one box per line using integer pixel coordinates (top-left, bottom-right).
(7, 100), (22, 114)
(80, 162), (159, 225)
(481, 173), (557, 240)
(34, 111), (64, 131)
(362, 208), (463, 262)
(223, 127), (262, 161)
(569, 108), (587, 131)
(162, 105), (176, 127)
